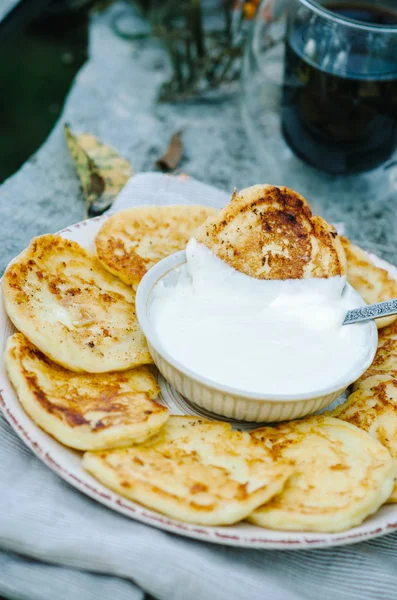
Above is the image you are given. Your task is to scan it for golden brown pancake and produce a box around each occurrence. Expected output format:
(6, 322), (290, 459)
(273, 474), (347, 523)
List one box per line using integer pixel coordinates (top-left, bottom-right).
(351, 319), (397, 389)
(95, 205), (217, 287)
(332, 381), (397, 503)
(341, 237), (397, 329)
(83, 416), (293, 525)
(5, 333), (167, 451)
(249, 416), (394, 531)
(2, 234), (152, 372)
(195, 184), (347, 280)
(331, 318), (397, 501)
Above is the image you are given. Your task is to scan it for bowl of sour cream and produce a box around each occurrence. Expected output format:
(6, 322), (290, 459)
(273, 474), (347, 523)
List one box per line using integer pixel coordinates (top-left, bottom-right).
(136, 239), (378, 422)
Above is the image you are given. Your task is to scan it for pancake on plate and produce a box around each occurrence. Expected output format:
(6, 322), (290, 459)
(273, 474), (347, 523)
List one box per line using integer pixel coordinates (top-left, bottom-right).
(341, 236), (397, 329)
(249, 416), (394, 532)
(332, 380), (397, 503)
(195, 184), (347, 280)
(83, 416), (293, 525)
(5, 333), (167, 451)
(351, 319), (397, 388)
(95, 205), (217, 287)
(2, 235), (152, 373)
(331, 320), (397, 502)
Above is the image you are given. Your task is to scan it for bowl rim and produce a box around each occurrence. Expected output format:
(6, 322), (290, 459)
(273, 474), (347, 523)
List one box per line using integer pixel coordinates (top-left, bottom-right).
(136, 250), (378, 403)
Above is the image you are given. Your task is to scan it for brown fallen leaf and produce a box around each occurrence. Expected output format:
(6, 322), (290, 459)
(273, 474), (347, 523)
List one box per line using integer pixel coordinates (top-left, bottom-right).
(64, 124), (133, 217)
(156, 131), (183, 171)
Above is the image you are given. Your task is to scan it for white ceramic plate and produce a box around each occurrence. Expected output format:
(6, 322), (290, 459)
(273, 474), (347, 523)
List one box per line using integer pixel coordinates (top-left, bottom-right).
(2, 215), (397, 550)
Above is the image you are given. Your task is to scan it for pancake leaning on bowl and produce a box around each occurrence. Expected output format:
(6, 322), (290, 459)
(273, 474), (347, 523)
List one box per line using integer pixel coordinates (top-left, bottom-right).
(95, 205), (217, 288)
(2, 235), (152, 372)
(5, 333), (168, 450)
(83, 416), (294, 526)
(249, 416), (394, 532)
(195, 184), (347, 280)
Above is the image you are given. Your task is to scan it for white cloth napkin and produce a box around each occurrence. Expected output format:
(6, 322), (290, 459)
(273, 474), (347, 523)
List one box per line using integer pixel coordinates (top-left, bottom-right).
(2, 173), (397, 600)
(108, 172), (230, 213)
(109, 172), (345, 234)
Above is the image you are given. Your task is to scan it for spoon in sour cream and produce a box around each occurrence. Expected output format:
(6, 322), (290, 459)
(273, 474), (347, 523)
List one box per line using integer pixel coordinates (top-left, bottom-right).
(344, 298), (397, 325)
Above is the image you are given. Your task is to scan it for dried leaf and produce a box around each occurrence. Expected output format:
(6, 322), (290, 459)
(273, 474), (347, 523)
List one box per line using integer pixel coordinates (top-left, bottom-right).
(156, 131), (183, 171)
(64, 124), (133, 217)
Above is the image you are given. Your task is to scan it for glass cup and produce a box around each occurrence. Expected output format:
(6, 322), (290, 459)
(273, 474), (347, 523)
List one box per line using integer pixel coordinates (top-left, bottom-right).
(241, 0), (397, 255)
(282, 0), (397, 175)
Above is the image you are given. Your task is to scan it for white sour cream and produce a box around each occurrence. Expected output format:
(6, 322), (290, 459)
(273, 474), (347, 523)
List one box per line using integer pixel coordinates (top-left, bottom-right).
(150, 239), (372, 396)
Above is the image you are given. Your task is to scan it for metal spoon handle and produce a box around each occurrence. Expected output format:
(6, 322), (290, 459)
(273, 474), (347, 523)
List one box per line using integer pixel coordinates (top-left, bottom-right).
(343, 298), (397, 325)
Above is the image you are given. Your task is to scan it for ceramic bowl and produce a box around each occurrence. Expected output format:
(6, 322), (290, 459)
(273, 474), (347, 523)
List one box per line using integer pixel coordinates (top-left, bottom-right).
(136, 251), (378, 423)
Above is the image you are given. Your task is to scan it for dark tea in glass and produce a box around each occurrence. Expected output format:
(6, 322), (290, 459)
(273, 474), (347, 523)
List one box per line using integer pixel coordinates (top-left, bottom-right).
(281, 1), (397, 174)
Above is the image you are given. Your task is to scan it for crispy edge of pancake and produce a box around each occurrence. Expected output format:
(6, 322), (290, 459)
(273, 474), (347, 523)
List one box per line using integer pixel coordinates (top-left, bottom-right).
(5, 333), (167, 451)
(341, 236), (397, 329)
(95, 205), (218, 287)
(344, 318), (397, 502)
(248, 416), (394, 532)
(196, 184), (347, 280)
(2, 234), (152, 373)
(331, 379), (397, 503)
(83, 416), (293, 525)
(351, 319), (397, 390)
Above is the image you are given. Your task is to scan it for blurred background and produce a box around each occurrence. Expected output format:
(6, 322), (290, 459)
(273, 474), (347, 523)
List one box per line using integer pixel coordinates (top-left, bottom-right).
(0, 0), (93, 182)
(0, 0), (265, 183)
(1, 0), (397, 255)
